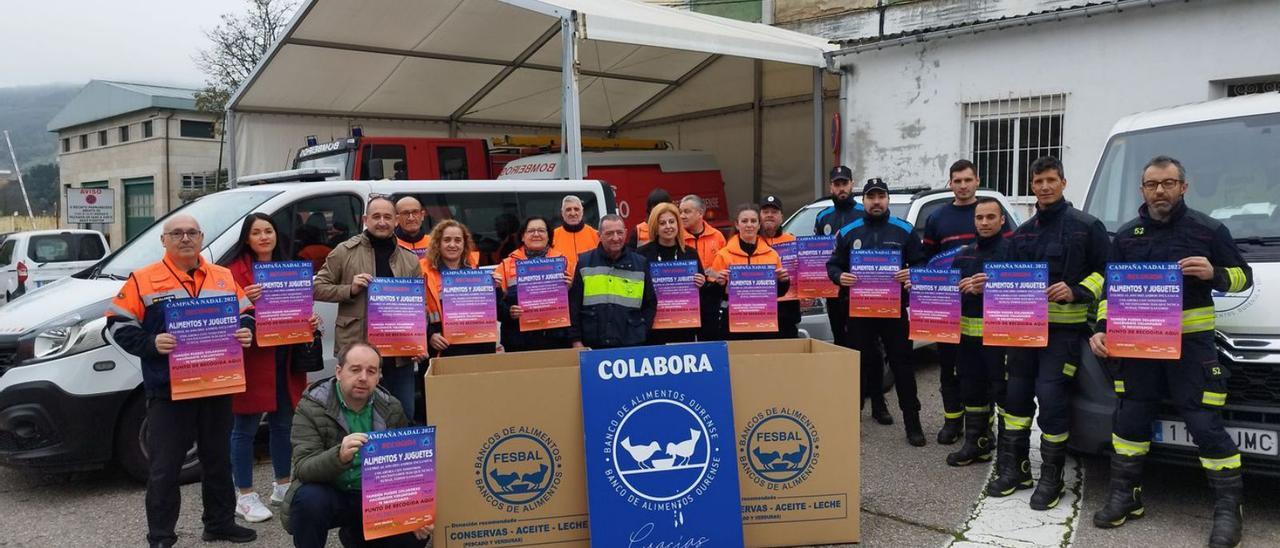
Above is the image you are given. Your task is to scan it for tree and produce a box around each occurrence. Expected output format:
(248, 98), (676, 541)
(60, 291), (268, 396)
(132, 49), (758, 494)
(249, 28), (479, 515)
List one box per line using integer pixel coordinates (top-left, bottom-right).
(0, 163), (59, 216)
(193, 0), (297, 128)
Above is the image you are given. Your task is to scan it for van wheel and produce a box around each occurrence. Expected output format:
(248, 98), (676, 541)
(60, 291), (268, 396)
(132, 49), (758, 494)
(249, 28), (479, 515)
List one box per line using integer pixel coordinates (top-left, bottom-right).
(115, 395), (202, 485)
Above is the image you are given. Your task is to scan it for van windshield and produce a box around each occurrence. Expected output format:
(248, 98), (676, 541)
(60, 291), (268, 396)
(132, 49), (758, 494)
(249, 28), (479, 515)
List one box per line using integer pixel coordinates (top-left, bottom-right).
(1085, 113), (1280, 248)
(92, 190), (278, 279)
(296, 152), (350, 178)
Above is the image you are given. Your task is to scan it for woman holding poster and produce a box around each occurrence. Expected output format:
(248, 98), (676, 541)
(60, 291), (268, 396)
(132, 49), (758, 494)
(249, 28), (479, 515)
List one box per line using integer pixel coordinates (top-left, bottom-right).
(638, 202), (709, 344)
(710, 204), (791, 340)
(421, 220), (498, 358)
(494, 216), (574, 352)
(227, 213), (321, 523)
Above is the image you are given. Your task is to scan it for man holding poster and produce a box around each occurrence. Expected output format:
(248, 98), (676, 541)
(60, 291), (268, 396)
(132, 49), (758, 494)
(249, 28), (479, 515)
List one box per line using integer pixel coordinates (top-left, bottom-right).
(1088, 156), (1252, 547)
(813, 166), (865, 349)
(569, 215), (656, 349)
(826, 178), (926, 445)
(106, 214), (258, 546)
(993, 157), (1109, 509)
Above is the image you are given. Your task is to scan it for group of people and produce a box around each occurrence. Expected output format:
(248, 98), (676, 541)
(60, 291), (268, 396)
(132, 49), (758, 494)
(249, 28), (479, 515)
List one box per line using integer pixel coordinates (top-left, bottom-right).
(106, 151), (1249, 548)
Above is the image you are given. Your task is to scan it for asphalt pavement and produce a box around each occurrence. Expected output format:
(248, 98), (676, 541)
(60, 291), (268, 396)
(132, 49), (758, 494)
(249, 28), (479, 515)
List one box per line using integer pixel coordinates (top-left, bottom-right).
(1, 352), (1277, 547)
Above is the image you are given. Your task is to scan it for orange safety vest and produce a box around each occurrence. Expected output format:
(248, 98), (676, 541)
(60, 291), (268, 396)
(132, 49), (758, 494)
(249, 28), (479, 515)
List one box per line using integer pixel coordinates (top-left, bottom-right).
(683, 223), (727, 270)
(420, 255), (479, 325)
(397, 235), (431, 259)
(552, 224), (600, 273)
(710, 235), (782, 273)
(634, 222), (651, 247)
(762, 232), (798, 301)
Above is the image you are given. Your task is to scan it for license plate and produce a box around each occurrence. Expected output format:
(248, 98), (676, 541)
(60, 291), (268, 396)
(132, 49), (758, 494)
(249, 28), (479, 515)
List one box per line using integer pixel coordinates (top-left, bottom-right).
(1153, 420), (1279, 456)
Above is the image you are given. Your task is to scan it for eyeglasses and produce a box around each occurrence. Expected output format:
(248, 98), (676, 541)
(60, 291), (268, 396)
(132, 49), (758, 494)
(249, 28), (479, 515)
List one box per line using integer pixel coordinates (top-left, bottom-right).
(525, 228), (548, 235)
(398, 210), (424, 218)
(1141, 179), (1183, 191)
(165, 230), (202, 240)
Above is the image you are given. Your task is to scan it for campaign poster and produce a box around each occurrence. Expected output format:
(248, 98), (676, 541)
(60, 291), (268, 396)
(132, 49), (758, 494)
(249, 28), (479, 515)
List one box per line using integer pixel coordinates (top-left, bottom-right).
(909, 268), (962, 344)
(926, 246), (964, 269)
(983, 262), (1049, 347)
(728, 264), (778, 333)
(165, 295), (245, 400)
(440, 268), (498, 344)
(651, 260), (701, 330)
(848, 249), (902, 318)
(772, 239), (799, 300)
(367, 277), (428, 357)
(796, 236), (838, 298)
(1106, 262), (1183, 359)
(251, 261), (314, 347)
(516, 256), (571, 332)
(362, 426), (437, 540)
(578, 342), (743, 547)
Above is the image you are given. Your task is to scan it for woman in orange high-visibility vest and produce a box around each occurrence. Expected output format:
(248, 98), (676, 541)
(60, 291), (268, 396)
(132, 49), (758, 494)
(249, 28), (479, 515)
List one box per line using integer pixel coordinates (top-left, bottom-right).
(709, 204), (791, 340)
(421, 220), (498, 359)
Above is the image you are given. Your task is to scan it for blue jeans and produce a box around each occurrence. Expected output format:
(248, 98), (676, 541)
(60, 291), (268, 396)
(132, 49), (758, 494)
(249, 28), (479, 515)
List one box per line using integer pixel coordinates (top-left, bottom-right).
(230, 363), (294, 489)
(379, 360), (416, 422)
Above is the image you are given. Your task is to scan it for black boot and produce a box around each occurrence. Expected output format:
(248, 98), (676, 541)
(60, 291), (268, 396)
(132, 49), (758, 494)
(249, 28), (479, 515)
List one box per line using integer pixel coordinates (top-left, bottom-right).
(202, 522), (257, 543)
(1030, 437), (1068, 510)
(986, 427), (1032, 496)
(1206, 467), (1244, 548)
(937, 415), (962, 445)
(904, 412), (927, 447)
(871, 397), (894, 425)
(1092, 454), (1145, 528)
(946, 412), (992, 466)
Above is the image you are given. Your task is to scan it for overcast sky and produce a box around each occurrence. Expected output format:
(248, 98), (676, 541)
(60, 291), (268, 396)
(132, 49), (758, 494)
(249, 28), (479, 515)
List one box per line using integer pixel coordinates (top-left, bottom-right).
(0, 0), (281, 88)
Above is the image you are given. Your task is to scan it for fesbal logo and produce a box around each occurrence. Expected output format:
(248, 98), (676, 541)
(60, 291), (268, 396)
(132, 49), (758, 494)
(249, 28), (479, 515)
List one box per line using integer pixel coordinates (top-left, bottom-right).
(738, 407), (819, 489)
(474, 426), (562, 513)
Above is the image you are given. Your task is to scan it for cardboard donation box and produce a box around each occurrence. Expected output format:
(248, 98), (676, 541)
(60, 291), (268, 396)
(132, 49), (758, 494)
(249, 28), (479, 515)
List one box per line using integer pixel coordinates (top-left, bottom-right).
(425, 339), (860, 547)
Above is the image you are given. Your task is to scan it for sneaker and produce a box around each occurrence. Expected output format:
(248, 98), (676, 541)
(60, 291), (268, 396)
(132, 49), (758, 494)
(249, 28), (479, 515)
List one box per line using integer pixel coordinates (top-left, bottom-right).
(235, 492), (273, 523)
(270, 483), (289, 506)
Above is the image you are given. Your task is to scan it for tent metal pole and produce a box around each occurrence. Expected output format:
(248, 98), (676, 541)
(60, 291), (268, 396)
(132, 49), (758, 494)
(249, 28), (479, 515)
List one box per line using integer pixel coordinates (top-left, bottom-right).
(752, 59), (763, 202)
(560, 12), (584, 180)
(812, 67), (823, 201)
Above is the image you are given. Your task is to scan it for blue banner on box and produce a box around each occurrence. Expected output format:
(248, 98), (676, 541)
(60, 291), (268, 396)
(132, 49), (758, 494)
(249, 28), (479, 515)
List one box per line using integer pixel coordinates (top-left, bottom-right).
(579, 342), (743, 547)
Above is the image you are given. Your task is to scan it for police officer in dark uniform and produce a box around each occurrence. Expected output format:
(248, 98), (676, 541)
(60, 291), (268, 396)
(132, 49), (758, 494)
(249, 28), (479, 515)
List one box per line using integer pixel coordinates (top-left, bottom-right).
(987, 157), (1109, 510)
(826, 178), (926, 445)
(814, 165), (865, 348)
(946, 197), (1012, 467)
(1089, 156), (1249, 548)
(921, 159), (1014, 444)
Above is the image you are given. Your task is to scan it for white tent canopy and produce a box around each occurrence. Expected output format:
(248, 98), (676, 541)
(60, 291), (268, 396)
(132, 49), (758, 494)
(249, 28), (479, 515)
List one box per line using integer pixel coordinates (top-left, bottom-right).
(228, 0), (839, 208)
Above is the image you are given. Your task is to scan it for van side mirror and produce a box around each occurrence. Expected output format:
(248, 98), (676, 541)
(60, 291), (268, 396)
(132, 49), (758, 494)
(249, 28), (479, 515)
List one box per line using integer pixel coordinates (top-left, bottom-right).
(367, 160), (385, 180)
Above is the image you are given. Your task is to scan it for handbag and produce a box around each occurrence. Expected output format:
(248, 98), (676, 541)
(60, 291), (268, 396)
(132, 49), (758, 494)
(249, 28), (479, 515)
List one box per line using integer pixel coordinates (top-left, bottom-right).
(289, 331), (325, 373)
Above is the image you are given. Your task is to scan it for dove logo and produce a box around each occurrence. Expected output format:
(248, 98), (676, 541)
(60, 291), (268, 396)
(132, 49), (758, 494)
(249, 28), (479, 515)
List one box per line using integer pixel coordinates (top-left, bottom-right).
(739, 409), (818, 488)
(610, 397), (718, 506)
(475, 427), (562, 512)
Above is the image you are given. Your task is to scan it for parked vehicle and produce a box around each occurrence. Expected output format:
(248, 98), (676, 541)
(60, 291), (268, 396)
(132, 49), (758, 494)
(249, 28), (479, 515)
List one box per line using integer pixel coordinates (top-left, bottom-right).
(0, 229), (109, 304)
(0, 179), (615, 482)
(781, 188), (1022, 342)
(1073, 93), (1280, 475)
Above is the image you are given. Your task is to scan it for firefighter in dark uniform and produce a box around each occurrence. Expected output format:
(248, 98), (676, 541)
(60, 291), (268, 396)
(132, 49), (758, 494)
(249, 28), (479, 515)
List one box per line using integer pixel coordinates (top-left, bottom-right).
(987, 157), (1110, 511)
(814, 165), (865, 349)
(826, 178), (927, 445)
(946, 197), (1012, 467)
(921, 159), (1014, 444)
(1089, 156), (1249, 548)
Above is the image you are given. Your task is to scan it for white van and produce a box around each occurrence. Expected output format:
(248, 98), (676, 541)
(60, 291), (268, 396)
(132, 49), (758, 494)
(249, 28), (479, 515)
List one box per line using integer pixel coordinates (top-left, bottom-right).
(1074, 93), (1280, 474)
(0, 179), (616, 481)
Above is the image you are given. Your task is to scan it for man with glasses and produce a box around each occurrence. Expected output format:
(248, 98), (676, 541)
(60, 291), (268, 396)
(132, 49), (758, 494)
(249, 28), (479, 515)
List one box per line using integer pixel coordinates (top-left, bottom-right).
(394, 196), (430, 259)
(1089, 156), (1250, 548)
(106, 214), (257, 547)
(315, 196), (426, 421)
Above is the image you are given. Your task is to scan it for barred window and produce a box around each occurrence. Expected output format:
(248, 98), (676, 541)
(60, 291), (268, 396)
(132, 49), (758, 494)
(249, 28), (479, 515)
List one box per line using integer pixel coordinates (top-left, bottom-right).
(963, 94), (1066, 199)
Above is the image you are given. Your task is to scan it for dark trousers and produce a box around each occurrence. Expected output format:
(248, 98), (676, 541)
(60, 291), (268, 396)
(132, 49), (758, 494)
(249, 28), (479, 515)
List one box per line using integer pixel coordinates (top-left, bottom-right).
(379, 361), (415, 424)
(1004, 326), (1083, 437)
(698, 285), (723, 341)
(778, 300), (801, 339)
(1112, 333), (1239, 461)
(850, 315), (920, 413)
(826, 298), (852, 348)
(289, 483), (423, 548)
(936, 343), (963, 418)
(958, 335), (1007, 411)
(145, 395), (235, 545)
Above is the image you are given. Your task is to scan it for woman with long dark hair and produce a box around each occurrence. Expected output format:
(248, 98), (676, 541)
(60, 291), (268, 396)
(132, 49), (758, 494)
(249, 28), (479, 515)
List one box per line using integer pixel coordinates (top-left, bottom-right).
(494, 215), (574, 352)
(637, 202), (708, 344)
(227, 213), (320, 523)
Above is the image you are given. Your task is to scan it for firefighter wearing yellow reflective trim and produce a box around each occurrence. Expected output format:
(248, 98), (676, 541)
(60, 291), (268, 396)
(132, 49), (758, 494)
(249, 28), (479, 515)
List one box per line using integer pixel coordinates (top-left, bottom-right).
(991, 157), (1111, 508)
(1088, 156), (1251, 548)
(945, 198), (1011, 467)
(569, 214), (657, 349)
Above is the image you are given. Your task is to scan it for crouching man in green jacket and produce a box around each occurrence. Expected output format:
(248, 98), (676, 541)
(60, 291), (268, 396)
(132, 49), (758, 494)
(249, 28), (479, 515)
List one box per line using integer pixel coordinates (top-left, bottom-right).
(281, 342), (429, 547)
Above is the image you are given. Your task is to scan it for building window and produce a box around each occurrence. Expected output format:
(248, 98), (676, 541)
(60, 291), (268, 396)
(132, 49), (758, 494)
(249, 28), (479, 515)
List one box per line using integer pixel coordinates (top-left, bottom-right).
(119, 126), (130, 143)
(963, 94), (1066, 199)
(179, 120), (215, 139)
(98, 130), (108, 147)
(180, 171), (228, 200)
(1225, 78), (1280, 97)
(142, 120), (154, 138)
(61, 138), (70, 153)
(79, 135), (88, 149)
